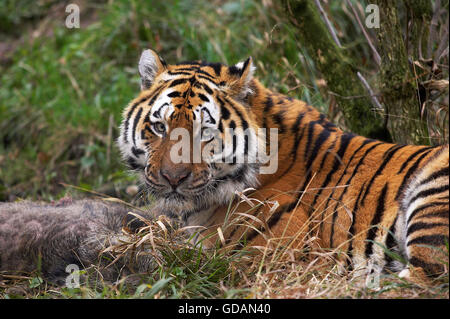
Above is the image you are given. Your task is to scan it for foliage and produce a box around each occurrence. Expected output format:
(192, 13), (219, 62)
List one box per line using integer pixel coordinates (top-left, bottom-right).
(0, 0), (326, 200)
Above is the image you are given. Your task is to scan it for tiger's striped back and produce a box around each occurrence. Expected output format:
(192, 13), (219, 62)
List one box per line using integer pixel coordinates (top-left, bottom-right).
(206, 79), (448, 278)
(119, 49), (449, 281)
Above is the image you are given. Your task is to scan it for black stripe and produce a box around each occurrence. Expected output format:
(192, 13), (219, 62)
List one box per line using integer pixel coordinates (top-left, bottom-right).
(395, 150), (433, 200)
(202, 108), (216, 125)
(346, 181), (367, 258)
(197, 75), (218, 84)
(419, 209), (449, 220)
(384, 216), (398, 265)
(173, 67), (196, 71)
(272, 110), (287, 134)
(267, 210), (283, 229)
(305, 128), (331, 169)
(123, 103), (139, 143)
(360, 144), (406, 206)
(330, 141), (383, 219)
(204, 62), (222, 76)
(232, 135), (237, 162)
(409, 185), (449, 205)
(202, 84), (213, 95)
(168, 71), (192, 76)
(244, 228), (261, 243)
(304, 122), (316, 161)
(169, 78), (188, 88)
(167, 91), (181, 98)
(263, 96), (274, 114)
(268, 128), (332, 231)
(231, 102), (249, 131)
(220, 105), (230, 120)
(123, 94), (152, 143)
(365, 183), (388, 258)
(289, 113), (306, 155)
(261, 95), (273, 136)
(244, 134), (249, 155)
(126, 157), (144, 170)
(196, 69), (216, 80)
(198, 93), (210, 103)
(312, 133), (354, 219)
(295, 128), (332, 206)
(419, 166), (449, 186)
(397, 147), (433, 174)
(407, 202), (449, 224)
(131, 107), (143, 146)
(228, 65), (241, 76)
(148, 86), (164, 106)
(152, 102), (168, 119)
(131, 146), (145, 157)
(274, 112), (306, 180)
(407, 222), (448, 236)
(306, 139), (338, 233)
(321, 139), (373, 230)
(407, 234), (449, 246)
(242, 57), (251, 75)
(409, 256), (444, 273)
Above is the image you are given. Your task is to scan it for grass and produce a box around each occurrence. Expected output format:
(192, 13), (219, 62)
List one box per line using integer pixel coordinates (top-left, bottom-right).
(0, 0), (326, 201)
(1, 193), (448, 299)
(0, 0), (448, 299)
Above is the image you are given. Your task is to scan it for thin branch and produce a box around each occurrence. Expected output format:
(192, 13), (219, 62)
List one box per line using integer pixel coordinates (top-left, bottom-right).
(313, 0), (386, 119)
(345, 0), (381, 66)
(313, 0), (342, 47)
(356, 72), (383, 110)
(434, 13), (449, 62)
(427, 0), (441, 58)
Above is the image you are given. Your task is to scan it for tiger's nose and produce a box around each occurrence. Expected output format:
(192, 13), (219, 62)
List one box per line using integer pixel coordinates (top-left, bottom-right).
(160, 167), (191, 188)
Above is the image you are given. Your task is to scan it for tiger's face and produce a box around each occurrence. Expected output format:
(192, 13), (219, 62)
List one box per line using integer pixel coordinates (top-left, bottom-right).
(118, 50), (262, 219)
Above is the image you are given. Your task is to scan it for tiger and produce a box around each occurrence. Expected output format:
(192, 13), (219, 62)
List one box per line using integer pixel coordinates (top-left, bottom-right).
(118, 49), (449, 282)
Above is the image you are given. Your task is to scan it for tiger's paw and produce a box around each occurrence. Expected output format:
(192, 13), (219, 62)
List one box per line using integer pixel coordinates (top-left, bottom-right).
(398, 267), (431, 286)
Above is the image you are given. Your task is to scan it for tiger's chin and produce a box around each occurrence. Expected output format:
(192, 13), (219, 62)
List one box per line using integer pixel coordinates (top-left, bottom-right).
(148, 180), (258, 223)
(149, 186), (231, 219)
(143, 164), (260, 223)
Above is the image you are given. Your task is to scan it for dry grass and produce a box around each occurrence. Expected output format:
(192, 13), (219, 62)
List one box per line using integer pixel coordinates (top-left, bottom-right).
(3, 190), (447, 299)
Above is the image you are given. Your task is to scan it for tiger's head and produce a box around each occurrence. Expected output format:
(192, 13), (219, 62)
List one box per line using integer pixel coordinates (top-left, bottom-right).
(118, 49), (266, 220)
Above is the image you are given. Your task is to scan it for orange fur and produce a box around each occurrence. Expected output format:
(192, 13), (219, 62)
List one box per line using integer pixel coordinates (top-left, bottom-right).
(119, 52), (449, 279)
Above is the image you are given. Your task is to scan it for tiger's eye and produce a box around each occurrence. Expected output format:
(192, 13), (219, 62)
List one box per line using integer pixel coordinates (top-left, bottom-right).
(153, 122), (166, 135)
(202, 127), (214, 141)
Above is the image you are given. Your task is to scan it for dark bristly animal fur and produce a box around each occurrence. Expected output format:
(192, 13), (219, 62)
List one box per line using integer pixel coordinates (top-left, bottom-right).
(0, 199), (155, 284)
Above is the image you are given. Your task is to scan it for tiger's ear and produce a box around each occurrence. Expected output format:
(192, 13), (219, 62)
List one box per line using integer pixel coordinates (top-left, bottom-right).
(225, 57), (255, 99)
(138, 49), (167, 90)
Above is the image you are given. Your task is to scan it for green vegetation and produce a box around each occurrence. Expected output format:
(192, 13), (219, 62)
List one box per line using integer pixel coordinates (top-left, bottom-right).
(1, 209), (448, 299)
(0, 0), (328, 201)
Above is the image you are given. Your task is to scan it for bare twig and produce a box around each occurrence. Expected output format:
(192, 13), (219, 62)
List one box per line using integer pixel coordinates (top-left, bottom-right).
(346, 0), (381, 66)
(313, 0), (342, 47)
(434, 14), (449, 62)
(427, 0), (441, 59)
(313, 0), (384, 114)
(356, 71), (383, 110)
